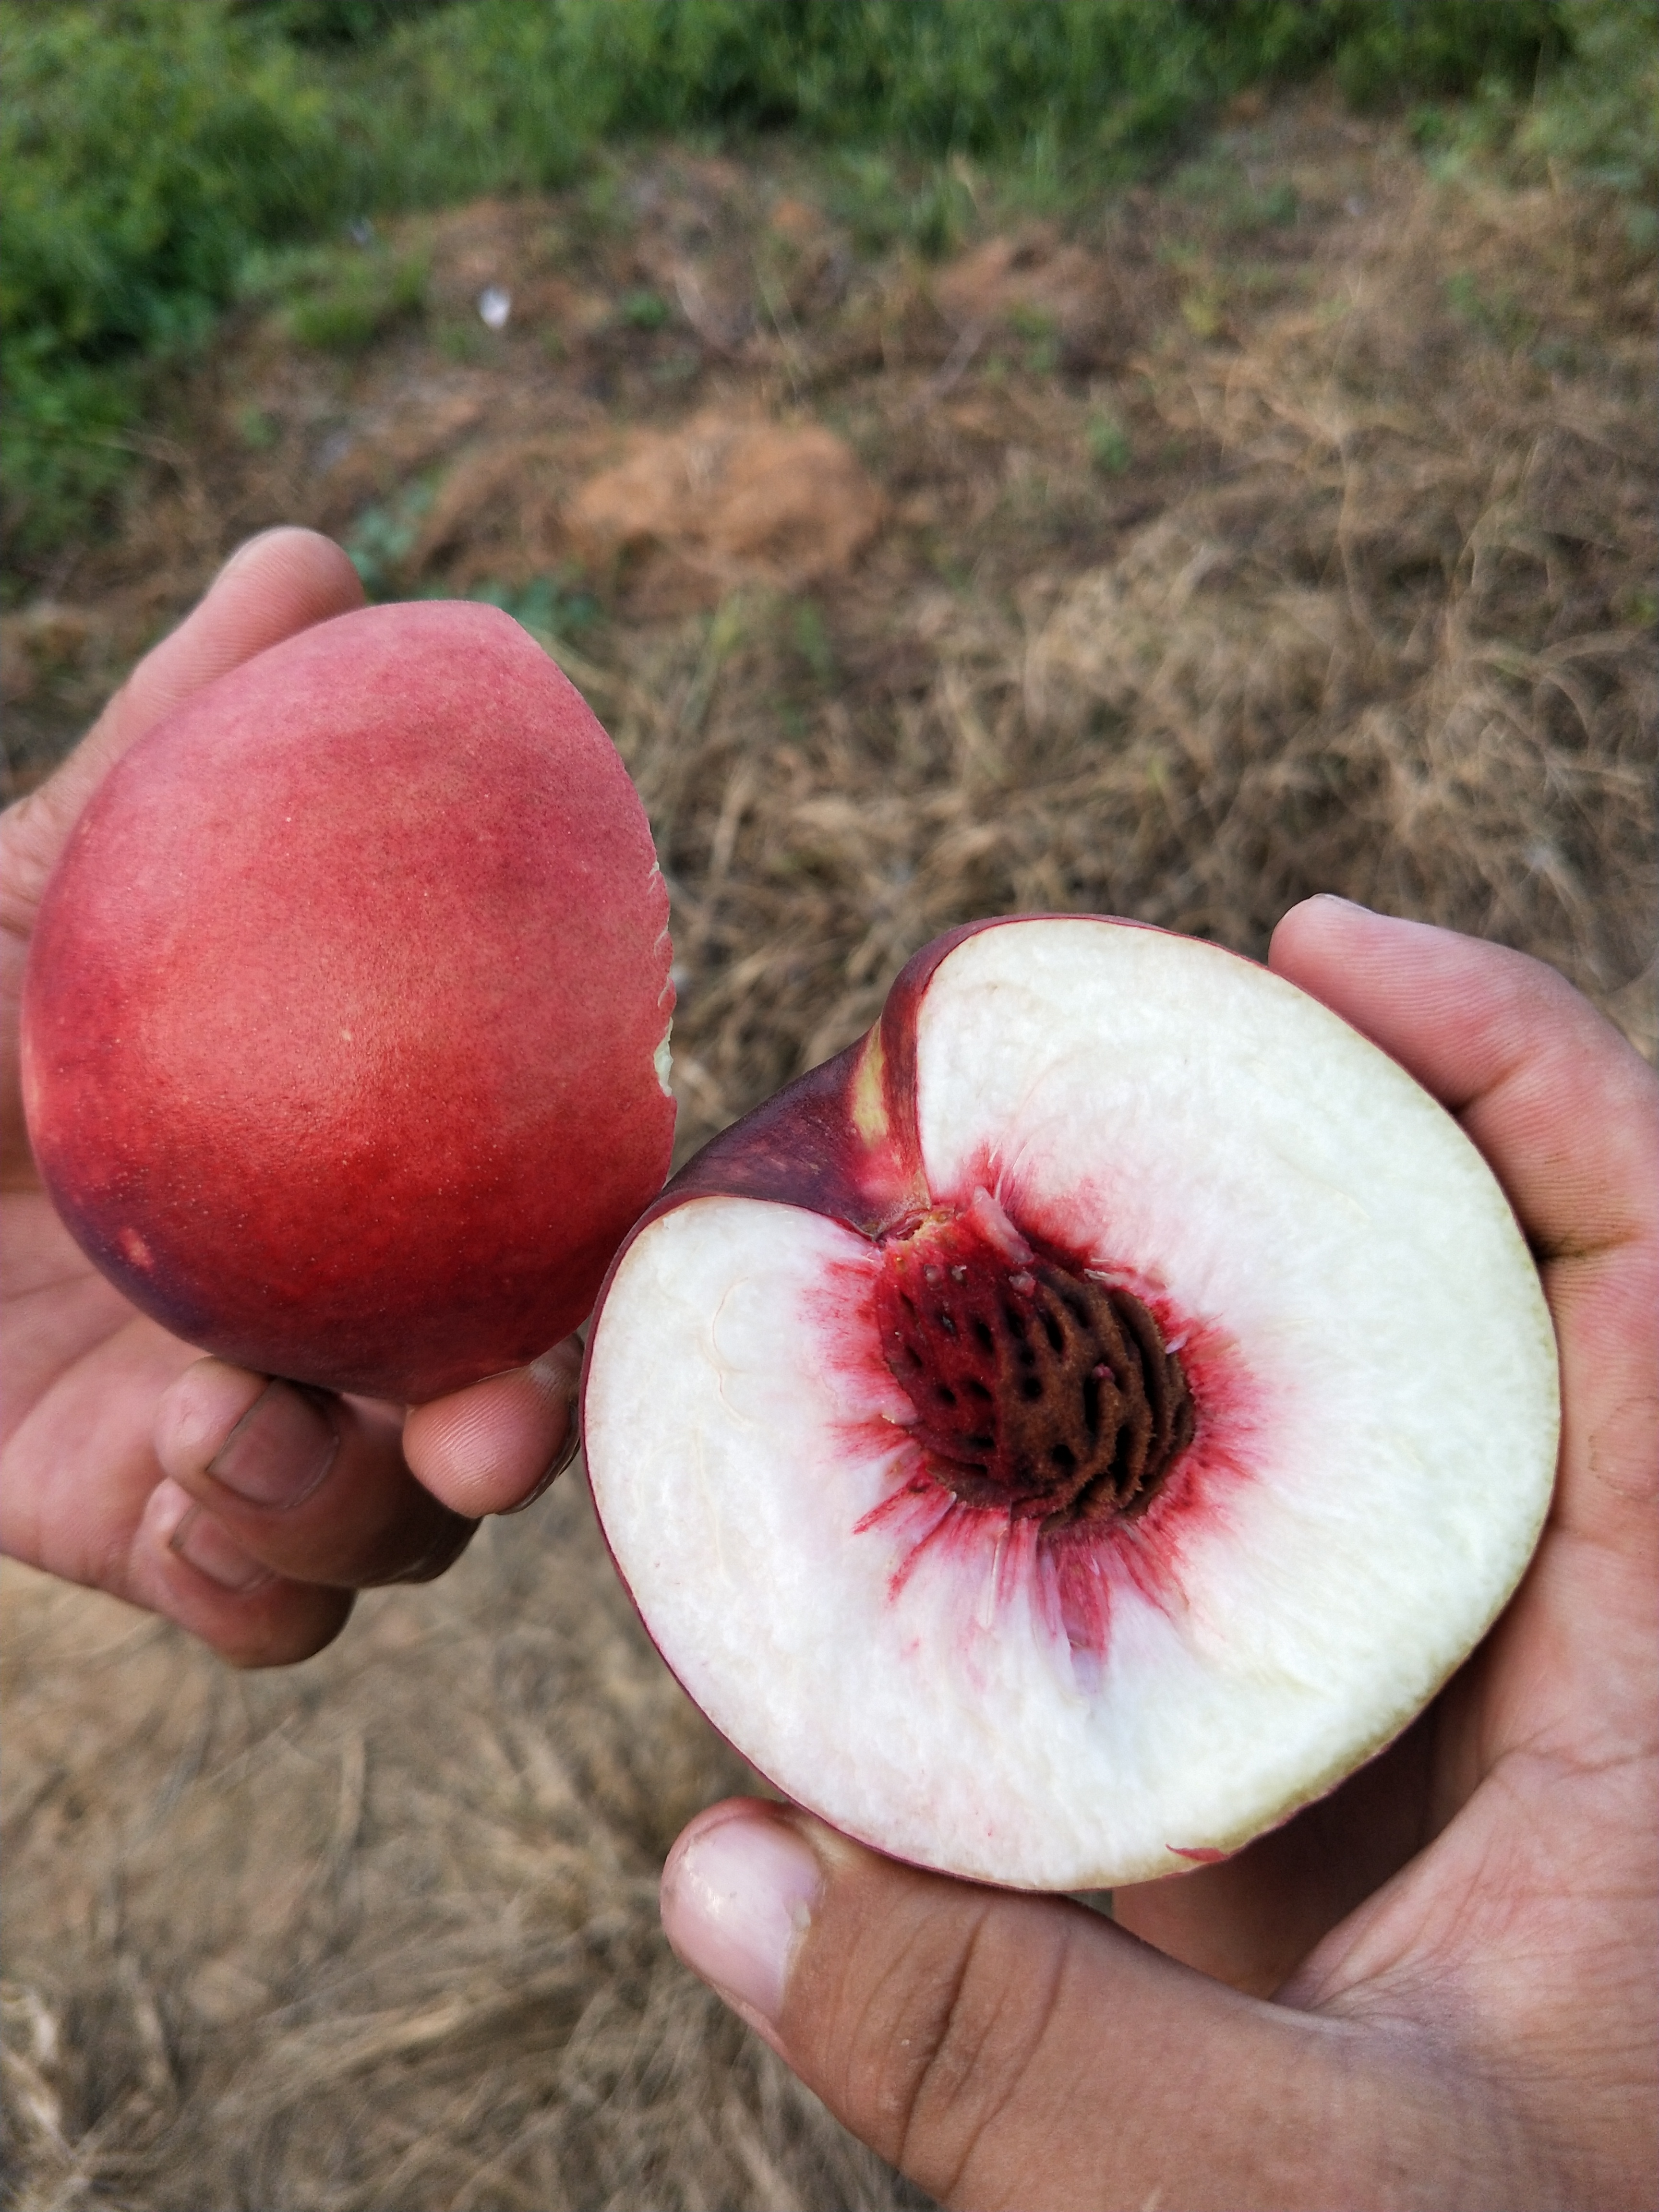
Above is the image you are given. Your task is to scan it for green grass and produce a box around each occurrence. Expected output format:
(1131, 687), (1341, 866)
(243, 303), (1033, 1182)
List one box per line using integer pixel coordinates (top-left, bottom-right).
(1519, 0), (1659, 197)
(0, 0), (342, 553)
(619, 288), (673, 331)
(1408, 0), (1657, 211)
(339, 481), (436, 600)
(1087, 409), (1134, 475)
(240, 237), (431, 351)
(3, 0), (1647, 565)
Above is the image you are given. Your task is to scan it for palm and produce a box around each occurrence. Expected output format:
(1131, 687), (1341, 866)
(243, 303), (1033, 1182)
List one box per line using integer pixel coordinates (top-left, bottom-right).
(0, 1167), (205, 1589)
(1110, 1690), (1442, 1995)
(1114, 1523), (1614, 2005)
(0, 686), (207, 1596)
(1115, 918), (1656, 2147)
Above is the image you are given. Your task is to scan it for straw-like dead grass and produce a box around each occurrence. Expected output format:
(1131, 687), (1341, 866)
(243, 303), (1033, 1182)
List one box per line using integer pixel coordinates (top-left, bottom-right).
(3, 95), (1654, 2211)
(596, 172), (1655, 1155)
(2, 1481), (920, 2211)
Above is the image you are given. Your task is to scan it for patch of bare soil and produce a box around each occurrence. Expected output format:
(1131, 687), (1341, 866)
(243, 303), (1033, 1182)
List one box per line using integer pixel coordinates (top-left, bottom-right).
(567, 413), (885, 607)
(3, 96), (1655, 2210)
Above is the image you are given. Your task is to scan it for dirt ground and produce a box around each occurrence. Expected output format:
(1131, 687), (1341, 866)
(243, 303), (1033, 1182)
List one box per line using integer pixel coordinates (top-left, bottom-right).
(3, 94), (1655, 2210)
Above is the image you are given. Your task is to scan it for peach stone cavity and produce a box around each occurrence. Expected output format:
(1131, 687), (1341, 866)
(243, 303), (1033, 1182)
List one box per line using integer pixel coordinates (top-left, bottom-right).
(583, 919), (1559, 1890)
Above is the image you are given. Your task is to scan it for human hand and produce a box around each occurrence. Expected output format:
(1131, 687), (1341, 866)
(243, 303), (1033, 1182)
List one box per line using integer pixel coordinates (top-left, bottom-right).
(659, 899), (1658, 2209)
(0, 530), (578, 1666)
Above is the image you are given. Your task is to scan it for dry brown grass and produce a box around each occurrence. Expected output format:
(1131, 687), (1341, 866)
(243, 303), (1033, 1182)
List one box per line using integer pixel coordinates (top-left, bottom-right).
(2, 1486), (918, 2210)
(3, 94), (1654, 2211)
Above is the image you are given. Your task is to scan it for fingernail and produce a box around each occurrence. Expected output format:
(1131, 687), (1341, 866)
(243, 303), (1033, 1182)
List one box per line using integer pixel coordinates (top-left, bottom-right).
(207, 1381), (337, 1508)
(502, 1397), (581, 1513)
(219, 527), (285, 577)
(169, 1503), (276, 1593)
(661, 1808), (822, 2027)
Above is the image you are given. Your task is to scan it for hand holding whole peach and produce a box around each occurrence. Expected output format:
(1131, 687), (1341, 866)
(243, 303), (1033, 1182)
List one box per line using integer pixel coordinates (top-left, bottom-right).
(659, 901), (1658, 2210)
(0, 531), (589, 1664)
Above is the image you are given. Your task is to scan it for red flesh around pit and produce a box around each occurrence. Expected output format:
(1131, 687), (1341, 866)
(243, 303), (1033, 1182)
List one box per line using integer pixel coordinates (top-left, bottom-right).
(814, 1221), (1257, 1676)
(589, 917), (1262, 1674)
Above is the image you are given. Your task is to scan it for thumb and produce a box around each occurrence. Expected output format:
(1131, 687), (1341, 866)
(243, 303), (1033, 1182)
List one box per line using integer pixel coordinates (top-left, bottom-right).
(2, 527), (362, 918)
(661, 1800), (1464, 2211)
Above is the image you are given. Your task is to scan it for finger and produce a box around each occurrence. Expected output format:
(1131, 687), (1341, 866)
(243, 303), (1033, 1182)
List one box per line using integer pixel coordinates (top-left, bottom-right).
(1269, 898), (1659, 1565)
(3, 528), (363, 902)
(155, 1358), (475, 1590)
(134, 1476), (356, 1669)
(661, 1801), (1472, 2211)
(402, 1340), (582, 1517)
(2, 1309), (357, 1667)
(1269, 898), (1657, 1262)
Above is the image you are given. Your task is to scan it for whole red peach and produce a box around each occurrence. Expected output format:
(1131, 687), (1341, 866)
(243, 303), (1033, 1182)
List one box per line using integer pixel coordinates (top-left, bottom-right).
(22, 600), (675, 1402)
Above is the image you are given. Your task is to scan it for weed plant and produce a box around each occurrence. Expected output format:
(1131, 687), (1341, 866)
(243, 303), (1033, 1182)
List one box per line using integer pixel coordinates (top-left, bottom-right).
(239, 237), (431, 351)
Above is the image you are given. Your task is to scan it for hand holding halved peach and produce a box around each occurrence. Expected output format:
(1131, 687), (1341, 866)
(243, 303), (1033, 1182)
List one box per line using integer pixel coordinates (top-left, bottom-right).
(586, 916), (1558, 1886)
(652, 905), (1657, 2211)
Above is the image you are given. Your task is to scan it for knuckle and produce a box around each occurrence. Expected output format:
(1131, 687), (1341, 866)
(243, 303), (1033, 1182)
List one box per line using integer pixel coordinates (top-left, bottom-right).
(214, 1585), (354, 1669)
(836, 1896), (1071, 2201)
(378, 1510), (476, 1585)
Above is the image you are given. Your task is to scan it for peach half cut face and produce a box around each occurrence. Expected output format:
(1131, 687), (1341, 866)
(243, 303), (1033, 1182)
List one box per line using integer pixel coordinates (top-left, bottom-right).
(583, 918), (1559, 1889)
